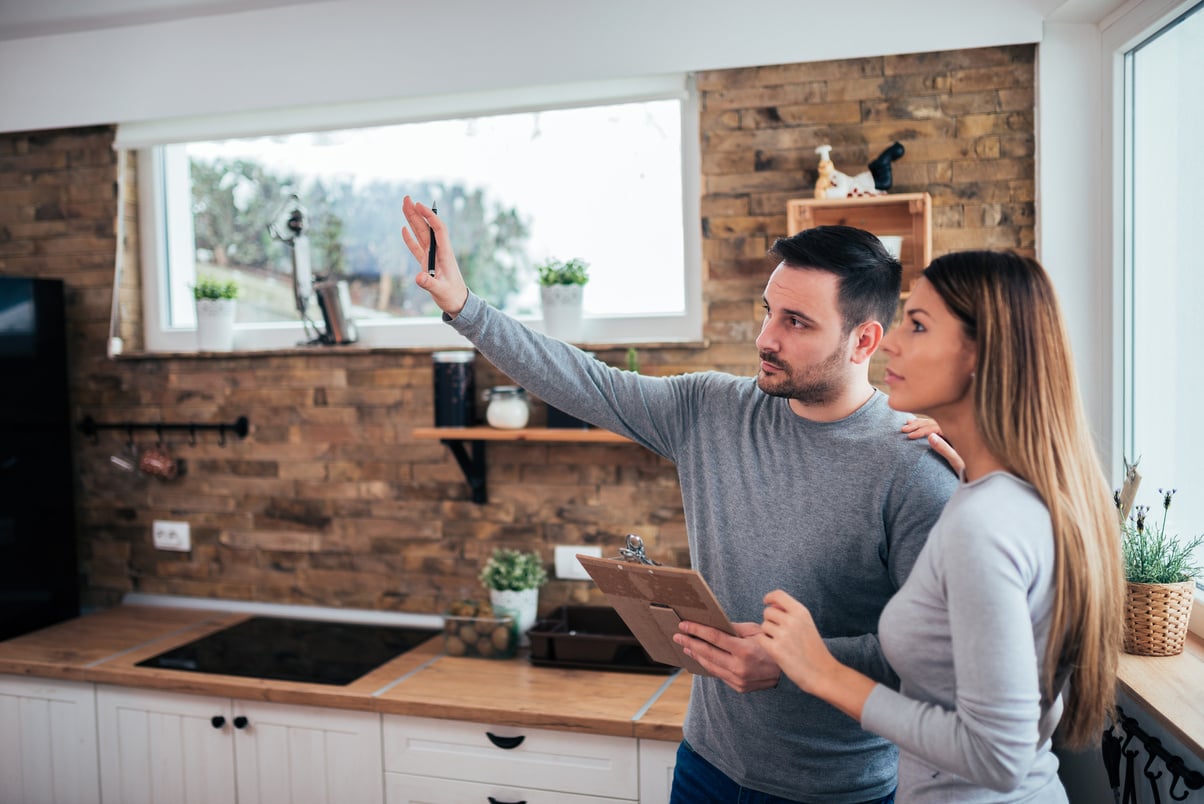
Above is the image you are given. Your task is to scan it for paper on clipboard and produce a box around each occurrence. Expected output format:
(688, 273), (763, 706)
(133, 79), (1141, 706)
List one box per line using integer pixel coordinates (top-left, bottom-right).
(576, 554), (737, 676)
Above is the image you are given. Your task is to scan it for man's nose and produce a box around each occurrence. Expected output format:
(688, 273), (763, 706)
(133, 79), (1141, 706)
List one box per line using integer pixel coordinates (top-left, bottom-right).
(755, 318), (775, 352)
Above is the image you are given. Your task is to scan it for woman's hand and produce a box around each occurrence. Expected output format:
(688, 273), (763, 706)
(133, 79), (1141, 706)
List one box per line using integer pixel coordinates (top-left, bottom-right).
(901, 417), (965, 475)
(759, 590), (836, 695)
(760, 590), (877, 720)
(901, 416), (941, 440)
(927, 432), (965, 475)
(401, 196), (469, 317)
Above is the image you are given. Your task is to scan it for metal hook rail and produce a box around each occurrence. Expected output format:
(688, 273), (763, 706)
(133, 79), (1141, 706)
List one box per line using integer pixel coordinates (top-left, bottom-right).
(1115, 706), (1204, 801)
(78, 415), (249, 446)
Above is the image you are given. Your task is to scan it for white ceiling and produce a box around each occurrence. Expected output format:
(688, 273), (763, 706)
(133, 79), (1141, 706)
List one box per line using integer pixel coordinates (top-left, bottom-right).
(0, 0), (1126, 42)
(0, 0), (329, 41)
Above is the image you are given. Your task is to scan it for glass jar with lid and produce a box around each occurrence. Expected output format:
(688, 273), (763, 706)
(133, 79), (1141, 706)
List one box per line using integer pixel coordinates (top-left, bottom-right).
(484, 385), (530, 429)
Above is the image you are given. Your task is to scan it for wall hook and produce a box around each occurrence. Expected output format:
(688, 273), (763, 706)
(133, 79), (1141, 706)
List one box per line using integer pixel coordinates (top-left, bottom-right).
(1167, 755), (1204, 801)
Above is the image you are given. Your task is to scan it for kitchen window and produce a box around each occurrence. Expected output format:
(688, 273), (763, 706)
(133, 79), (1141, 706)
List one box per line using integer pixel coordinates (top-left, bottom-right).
(1121, 0), (1204, 585)
(120, 76), (701, 352)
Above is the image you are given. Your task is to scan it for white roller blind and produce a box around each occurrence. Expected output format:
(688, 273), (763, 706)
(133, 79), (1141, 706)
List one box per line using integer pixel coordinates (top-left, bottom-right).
(114, 75), (689, 149)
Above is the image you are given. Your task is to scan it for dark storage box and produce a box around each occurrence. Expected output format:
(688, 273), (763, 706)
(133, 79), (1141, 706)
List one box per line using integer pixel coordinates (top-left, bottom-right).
(546, 404), (590, 429)
(527, 605), (674, 673)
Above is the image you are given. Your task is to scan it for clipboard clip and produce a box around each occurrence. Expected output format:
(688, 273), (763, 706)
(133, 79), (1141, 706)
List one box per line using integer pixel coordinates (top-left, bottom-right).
(618, 534), (662, 566)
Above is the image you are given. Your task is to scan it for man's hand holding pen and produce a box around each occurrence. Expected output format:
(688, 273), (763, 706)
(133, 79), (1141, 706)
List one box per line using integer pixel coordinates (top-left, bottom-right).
(402, 195), (469, 317)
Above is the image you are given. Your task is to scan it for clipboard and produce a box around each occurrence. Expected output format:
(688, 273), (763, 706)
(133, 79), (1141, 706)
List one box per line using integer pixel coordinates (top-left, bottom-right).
(576, 553), (737, 676)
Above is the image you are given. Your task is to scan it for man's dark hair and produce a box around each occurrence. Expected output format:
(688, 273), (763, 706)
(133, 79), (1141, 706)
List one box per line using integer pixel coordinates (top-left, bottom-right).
(768, 225), (903, 334)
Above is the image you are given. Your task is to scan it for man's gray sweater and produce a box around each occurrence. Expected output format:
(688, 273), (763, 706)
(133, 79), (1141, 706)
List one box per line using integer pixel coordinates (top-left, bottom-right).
(448, 292), (957, 802)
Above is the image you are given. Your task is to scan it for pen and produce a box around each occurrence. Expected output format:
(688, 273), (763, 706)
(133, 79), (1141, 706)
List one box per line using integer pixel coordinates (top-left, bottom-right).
(427, 202), (438, 276)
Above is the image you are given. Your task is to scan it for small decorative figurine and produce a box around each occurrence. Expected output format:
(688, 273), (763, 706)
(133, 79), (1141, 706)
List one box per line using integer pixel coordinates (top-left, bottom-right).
(813, 142), (906, 199)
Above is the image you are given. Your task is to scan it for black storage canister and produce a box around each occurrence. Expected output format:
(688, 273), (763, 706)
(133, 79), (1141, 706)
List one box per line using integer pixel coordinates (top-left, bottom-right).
(432, 350), (476, 427)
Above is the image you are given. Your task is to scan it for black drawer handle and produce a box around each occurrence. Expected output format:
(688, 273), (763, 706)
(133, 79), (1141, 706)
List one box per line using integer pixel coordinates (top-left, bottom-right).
(485, 732), (525, 750)
(233, 716), (249, 729)
(211, 716), (225, 729)
(487, 798), (527, 804)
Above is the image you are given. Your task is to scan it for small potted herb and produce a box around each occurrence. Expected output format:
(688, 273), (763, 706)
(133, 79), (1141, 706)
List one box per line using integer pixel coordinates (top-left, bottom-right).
(192, 276), (240, 352)
(479, 548), (548, 646)
(536, 257), (589, 342)
(1117, 465), (1203, 656)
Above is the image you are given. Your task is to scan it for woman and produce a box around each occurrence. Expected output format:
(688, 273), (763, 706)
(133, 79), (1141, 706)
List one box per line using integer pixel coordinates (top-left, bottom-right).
(759, 250), (1124, 802)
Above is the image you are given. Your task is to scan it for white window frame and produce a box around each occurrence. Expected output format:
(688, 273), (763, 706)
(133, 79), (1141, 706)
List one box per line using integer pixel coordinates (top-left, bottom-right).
(1102, 0), (1204, 632)
(123, 76), (702, 353)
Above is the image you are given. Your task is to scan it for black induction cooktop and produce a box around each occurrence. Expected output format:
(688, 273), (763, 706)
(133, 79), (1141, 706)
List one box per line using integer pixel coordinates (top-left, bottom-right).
(136, 616), (440, 686)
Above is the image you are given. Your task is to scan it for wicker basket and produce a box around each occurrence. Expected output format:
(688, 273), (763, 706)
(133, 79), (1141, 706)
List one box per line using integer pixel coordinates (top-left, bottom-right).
(1123, 580), (1196, 656)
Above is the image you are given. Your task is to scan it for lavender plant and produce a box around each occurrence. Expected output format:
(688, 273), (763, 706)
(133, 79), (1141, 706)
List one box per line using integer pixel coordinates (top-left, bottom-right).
(1119, 488), (1204, 584)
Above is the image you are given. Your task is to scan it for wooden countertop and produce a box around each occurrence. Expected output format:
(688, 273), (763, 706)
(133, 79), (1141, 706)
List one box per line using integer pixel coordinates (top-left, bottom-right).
(0, 604), (687, 741)
(6, 605), (1200, 757)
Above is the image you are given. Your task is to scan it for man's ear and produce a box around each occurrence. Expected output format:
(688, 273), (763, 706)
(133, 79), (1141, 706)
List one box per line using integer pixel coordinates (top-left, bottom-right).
(849, 320), (884, 365)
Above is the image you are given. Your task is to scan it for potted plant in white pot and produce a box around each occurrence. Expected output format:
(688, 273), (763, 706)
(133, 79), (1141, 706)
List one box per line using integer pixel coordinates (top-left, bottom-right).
(537, 257), (589, 342)
(479, 547), (548, 646)
(1118, 465), (1204, 656)
(193, 276), (239, 352)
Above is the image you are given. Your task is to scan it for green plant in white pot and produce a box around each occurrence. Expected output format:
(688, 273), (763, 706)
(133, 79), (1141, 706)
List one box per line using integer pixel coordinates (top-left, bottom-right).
(537, 257), (589, 342)
(479, 548), (548, 646)
(193, 276), (239, 352)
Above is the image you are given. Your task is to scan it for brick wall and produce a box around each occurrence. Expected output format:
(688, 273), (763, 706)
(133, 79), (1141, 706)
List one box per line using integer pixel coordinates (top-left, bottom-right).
(0, 44), (1034, 617)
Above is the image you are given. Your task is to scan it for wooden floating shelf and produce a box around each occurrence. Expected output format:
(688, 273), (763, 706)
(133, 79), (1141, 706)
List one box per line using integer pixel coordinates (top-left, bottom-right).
(412, 426), (638, 503)
(411, 426), (633, 444)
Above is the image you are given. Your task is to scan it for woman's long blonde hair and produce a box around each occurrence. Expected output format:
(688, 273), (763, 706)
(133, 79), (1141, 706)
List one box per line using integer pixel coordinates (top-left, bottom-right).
(924, 250), (1124, 749)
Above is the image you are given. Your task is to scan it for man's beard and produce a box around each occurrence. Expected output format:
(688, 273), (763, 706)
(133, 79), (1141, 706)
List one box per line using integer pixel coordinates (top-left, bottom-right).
(756, 340), (850, 406)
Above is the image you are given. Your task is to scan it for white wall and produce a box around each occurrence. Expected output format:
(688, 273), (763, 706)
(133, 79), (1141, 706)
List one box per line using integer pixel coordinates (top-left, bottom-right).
(1036, 22), (1112, 463)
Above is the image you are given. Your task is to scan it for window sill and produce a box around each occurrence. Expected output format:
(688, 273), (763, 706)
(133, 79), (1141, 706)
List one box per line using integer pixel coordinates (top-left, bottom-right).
(109, 339), (710, 361)
(1117, 629), (1204, 760)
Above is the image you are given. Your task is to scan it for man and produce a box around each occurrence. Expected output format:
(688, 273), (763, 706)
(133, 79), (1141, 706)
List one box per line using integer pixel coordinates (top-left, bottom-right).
(402, 197), (956, 804)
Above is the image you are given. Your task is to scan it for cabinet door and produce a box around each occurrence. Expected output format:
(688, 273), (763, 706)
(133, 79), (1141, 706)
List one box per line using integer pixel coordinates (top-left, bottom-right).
(96, 685), (236, 804)
(0, 675), (100, 804)
(638, 739), (678, 804)
(383, 714), (638, 800)
(233, 700), (383, 804)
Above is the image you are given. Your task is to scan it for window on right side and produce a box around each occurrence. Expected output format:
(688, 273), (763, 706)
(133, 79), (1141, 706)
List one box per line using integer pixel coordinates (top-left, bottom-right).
(1122, 0), (1204, 584)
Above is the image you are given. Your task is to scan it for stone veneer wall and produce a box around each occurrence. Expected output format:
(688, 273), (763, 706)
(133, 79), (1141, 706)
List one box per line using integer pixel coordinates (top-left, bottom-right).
(0, 44), (1034, 616)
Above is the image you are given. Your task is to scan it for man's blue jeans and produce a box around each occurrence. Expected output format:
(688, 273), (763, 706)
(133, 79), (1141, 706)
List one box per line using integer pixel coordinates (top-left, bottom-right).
(669, 740), (896, 804)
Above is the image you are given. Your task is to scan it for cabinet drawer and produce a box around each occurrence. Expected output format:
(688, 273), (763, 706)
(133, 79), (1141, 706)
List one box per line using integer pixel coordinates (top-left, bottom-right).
(385, 771), (633, 803)
(382, 715), (637, 800)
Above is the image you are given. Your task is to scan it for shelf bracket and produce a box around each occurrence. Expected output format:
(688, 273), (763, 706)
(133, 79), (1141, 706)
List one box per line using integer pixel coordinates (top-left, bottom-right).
(442, 439), (487, 504)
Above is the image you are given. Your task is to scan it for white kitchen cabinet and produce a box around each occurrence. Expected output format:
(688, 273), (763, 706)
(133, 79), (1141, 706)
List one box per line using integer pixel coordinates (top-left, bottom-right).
(382, 714), (639, 802)
(638, 739), (678, 804)
(0, 674), (101, 804)
(97, 685), (384, 804)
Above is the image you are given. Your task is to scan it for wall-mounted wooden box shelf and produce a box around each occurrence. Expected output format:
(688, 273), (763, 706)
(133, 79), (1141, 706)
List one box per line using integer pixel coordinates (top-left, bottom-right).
(787, 192), (932, 295)
(412, 426), (635, 503)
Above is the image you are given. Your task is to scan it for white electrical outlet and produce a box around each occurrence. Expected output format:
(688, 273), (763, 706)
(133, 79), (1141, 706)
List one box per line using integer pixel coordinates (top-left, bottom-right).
(555, 545), (601, 580)
(152, 520), (191, 552)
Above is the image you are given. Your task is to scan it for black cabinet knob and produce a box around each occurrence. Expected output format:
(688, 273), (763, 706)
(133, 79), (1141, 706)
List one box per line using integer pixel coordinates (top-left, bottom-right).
(487, 798), (527, 804)
(485, 732), (525, 750)
(233, 716), (249, 729)
(211, 716), (225, 729)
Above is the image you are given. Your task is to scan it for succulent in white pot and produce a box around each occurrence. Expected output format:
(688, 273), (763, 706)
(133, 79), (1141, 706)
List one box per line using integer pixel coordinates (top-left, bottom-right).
(479, 548), (548, 646)
(193, 276), (239, 352)
(536, 257), (589, 342)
